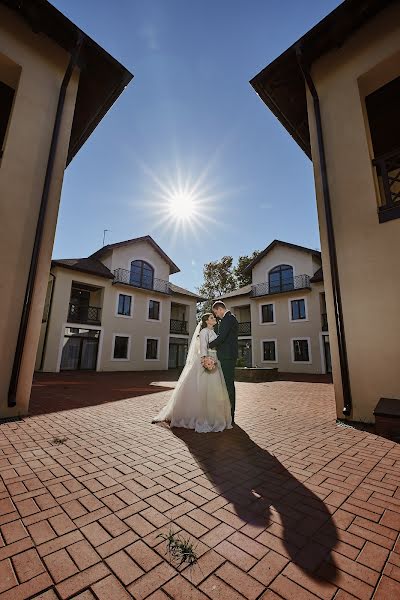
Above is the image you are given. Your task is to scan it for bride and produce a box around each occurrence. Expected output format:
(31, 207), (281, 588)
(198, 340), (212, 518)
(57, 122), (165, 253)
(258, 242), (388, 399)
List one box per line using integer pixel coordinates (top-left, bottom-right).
(152, 313), (232, 433)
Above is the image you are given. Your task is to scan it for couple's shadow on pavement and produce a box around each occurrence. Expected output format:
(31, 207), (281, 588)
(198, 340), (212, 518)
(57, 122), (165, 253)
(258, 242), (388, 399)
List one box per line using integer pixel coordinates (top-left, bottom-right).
(171, 424), (338, 582)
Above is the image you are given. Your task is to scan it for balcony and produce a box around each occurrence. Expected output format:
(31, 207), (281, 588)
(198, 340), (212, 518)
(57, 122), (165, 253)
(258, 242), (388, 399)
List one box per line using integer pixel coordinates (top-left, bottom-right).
(238, 321), (251, 336)
(113, 268), (171, 294)
(68, 303), (101, 325)
(321, 313), (328, 331)
(251, 274), (311, 298)
(372, 147), (400, 223)
(170, 319), (189, 335)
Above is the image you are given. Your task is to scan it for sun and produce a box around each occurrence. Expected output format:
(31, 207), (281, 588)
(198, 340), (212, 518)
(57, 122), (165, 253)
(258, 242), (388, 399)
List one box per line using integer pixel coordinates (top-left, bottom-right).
(167, 192), (196, 220)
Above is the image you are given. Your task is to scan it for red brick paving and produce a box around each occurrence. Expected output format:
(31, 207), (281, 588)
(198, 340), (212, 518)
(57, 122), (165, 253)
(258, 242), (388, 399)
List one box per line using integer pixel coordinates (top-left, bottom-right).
(0, 374), (399, 599)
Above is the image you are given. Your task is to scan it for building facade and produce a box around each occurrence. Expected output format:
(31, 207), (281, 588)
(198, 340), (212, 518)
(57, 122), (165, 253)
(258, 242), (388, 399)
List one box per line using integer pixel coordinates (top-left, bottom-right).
(219, 241), (330, 375)
(251, 0), (400, 425)
(36, 236), (200, 373)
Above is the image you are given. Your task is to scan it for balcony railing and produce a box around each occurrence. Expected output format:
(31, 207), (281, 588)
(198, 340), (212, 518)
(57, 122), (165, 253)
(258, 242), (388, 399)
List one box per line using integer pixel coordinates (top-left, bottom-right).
(321, 312), (328, 331)
(251, 274), (311, 298)
(170, 319), (189, 335)
(238, 321), (251, 336)
(113, 268), (171, 294)
(68, 303), (101, 325)
(372, 147), (400, 223)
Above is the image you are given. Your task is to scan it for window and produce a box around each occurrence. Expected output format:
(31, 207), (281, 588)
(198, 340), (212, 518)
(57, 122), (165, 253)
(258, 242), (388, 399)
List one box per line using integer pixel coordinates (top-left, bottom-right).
(263, 340), (276, 362)
(113, 336), (130, 360)
(366, 75), (400, 222)
(130, 260), (154, 289)
(118, 294), (132, 316)
(269, 265), (294, 293)
(261, 303), (274, 323)
(148, 300), (160, 320)
(0, 81), (15, 160)
(146, 338), (159, 360)
(291, 299), (306, 320)
(292, 339), (310, 362)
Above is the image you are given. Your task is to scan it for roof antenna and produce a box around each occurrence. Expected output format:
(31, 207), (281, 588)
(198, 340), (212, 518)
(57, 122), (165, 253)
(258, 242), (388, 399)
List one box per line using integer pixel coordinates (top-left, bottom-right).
(102, 229), (110, 247)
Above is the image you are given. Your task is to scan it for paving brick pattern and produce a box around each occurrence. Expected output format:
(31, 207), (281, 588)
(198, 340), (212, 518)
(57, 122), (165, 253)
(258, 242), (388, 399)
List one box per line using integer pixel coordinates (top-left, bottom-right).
(1, 375), (399, 599)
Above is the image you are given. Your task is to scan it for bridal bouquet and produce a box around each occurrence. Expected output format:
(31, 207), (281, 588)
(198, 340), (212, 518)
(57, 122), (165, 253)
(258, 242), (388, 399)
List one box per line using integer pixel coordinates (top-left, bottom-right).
(201, 356), (217, 372)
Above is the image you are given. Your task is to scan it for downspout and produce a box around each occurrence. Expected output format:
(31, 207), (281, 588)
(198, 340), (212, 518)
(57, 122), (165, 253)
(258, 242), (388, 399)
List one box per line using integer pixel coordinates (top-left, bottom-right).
(296, 45), (352, 417)
(38, 272), (56, 372)
(8, 34), (83, 407)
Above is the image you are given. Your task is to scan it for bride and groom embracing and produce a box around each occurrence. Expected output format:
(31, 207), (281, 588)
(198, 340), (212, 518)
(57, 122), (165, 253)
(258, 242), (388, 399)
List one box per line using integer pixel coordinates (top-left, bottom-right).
(152, 301), (238, 432)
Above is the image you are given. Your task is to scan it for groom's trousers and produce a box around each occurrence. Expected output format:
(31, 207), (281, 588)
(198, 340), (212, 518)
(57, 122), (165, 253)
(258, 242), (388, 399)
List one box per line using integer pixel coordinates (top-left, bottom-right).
(220, 359), (236, 421)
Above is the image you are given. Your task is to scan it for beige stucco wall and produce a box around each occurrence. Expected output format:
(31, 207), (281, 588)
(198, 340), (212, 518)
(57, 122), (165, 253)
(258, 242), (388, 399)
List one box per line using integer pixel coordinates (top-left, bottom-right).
(39, 260), (198, 374)
(308, 3), (400, 422)
(0, 7), (79, 417)
(106, 241), (171, 282)
(224, 247), (325, 373)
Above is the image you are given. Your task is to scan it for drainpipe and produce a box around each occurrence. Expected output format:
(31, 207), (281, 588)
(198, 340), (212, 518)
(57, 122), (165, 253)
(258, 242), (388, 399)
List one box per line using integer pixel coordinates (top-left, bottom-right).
(38, 272), (56, 372)
(8, 34), (83, 407)
(296, 44), (352, 417)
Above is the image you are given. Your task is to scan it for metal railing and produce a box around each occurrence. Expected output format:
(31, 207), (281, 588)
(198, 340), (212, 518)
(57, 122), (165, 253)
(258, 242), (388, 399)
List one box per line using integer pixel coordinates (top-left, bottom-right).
(113, 268), (171, 294)
(373, 147), (400, 222)
(238, 321), (251, 336)
(251, 274), (311, 298)
(170, 319), (188, 335)
(68, 303), (101, 324)
(321, 312), (328, 331)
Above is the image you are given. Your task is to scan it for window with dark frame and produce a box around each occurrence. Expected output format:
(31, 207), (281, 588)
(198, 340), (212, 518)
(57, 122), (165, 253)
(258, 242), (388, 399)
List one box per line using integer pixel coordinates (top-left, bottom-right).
(293, 339), (309, 362)
(366, 75), (400, 222)
(118, 294), (132, 316)
(148, 300), (160, 320)
(261, 303), (274, 323)
(291, 299), (306, 320)
(113, 336), (129, 359)
(0, 80), (15, 159)
(263, 340), (276, 361)
(268, 265), (294, 293)
(130, 260), (154, 289)
(146, 338), (158, 360)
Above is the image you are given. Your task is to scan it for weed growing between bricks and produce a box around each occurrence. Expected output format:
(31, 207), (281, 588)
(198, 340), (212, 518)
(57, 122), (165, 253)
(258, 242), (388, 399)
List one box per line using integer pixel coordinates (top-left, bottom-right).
(159, 528), (198, 566)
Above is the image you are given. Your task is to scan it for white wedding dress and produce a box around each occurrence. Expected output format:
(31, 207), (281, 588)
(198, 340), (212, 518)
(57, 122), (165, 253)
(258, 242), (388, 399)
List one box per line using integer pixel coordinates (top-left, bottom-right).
(152, 324), (232, 433)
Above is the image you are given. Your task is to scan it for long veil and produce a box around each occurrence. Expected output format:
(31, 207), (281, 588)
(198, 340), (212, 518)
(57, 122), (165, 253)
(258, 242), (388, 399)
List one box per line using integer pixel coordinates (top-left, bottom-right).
(152, 322), (202, 422)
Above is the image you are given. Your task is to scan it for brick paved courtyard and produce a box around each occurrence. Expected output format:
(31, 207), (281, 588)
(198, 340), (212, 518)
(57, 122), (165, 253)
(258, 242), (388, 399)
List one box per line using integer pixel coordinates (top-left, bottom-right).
(1, 375), (399, 599)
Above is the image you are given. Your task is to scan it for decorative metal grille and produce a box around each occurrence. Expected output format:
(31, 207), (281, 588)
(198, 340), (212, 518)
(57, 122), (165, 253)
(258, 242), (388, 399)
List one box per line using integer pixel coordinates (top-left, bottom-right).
(113, 268), (171, 294)
(170, 319), (188, 334)
(251, 274), (310, 298)
(68, 304), (101, 324)
(373, 148), (400, 214)
(238, 321), (251, 336)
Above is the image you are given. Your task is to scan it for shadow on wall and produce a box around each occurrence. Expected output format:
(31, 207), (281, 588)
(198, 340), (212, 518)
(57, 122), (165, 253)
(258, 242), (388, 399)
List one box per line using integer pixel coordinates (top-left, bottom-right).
(172, 425), (338, 582)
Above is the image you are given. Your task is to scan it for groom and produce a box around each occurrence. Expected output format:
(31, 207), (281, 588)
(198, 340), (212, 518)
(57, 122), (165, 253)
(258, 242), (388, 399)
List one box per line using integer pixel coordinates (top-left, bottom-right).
(209, 301), (239, 424)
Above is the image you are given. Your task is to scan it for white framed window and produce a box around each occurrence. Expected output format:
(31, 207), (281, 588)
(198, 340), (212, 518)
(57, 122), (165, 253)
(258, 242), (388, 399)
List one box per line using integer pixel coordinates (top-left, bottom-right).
(259, 302), (276, 325)
(112, 334), (131, 361)
(145, 337), (160, 361)
(260, 338), (278, 363)
(288, 297), (308, 322)
(147, 299), (162, 321)
(291, 337), (312, 364)
(116, 293), (133, 318)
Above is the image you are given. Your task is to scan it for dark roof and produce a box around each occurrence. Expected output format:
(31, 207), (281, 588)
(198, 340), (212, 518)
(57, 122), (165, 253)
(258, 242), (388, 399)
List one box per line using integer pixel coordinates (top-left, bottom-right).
(170, 283), (205, 301)
(52, 258), (114, 279)
(250, 0), (394, 158)
(90, 235), (180, 275)
(310, 267), (323, 283)
(2, 0), (133, 165)
(244, 240), (321, 273)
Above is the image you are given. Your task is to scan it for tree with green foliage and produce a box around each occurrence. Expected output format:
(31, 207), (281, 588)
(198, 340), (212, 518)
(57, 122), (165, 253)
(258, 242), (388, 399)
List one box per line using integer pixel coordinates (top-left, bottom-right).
(233, 250), (260, 287)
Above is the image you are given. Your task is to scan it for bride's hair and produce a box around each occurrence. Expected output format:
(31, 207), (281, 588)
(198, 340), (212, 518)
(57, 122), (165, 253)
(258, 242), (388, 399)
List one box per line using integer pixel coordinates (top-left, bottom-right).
(200, 313), (213, 331)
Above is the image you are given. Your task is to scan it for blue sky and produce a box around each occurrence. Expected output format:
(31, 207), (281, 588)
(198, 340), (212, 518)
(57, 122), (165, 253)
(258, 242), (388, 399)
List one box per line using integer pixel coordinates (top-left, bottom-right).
(52, 0), (341, 291)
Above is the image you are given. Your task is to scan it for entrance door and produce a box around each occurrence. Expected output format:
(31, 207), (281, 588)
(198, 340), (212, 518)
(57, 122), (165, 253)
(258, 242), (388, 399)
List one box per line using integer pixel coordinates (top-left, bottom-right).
(323, 334), (332, 373)
(60, 328), (100, 371)
(238, 339), (252, 367)
(168, 339), (188, 369)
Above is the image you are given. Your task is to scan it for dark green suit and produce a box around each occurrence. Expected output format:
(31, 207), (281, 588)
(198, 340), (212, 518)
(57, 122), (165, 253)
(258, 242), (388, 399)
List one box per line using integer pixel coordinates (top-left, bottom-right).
(209, 311), (238, 422)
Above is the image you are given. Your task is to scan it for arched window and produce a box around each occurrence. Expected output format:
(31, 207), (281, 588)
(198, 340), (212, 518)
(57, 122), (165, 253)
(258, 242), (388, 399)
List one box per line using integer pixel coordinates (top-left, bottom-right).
(268, 265), (294, 293)
(130, 260), (154, 289)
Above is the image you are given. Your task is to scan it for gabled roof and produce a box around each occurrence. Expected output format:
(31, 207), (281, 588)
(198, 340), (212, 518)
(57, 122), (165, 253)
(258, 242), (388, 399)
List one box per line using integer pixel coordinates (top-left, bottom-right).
(250, 0), (394, 158)
(310, 267), (323, 283)
(89, 235), (180, 274)
(52, 258), (114, 279)
(217, 285), (252, 300)
(170, 283), (205, 301)
(2, 0), (133, 165)
(244, 240), (321, 273)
